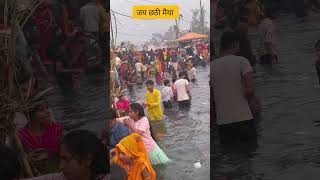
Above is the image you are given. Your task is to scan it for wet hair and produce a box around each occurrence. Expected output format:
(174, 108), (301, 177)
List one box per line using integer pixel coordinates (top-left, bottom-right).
(130, 103), (145, 118)
(61, 130), (109, 176)
(164, 79), (170, 86)
(220, 31), (239, 50)
(179, 71), (185, 78)
(315, 40), (320, 48)
(145, 80), (154, 86)
(0, 145), (20, 180)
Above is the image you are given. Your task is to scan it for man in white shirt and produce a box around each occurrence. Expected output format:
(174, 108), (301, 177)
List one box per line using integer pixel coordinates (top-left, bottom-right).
(211, 31), (257, 146)
(135, 60), (143, 74)
(174, 72), (191, 109)
(135, 60), (143, 84)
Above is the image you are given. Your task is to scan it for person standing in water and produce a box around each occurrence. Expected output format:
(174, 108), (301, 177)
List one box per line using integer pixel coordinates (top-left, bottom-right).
(258, 7), (277, 65)
(112, 133), (156, 180)
(142, 80), (164, 121)
(174, 72), (191, 110)
(211, 31), (257, 146)
(162, 79), (174, 109)
(115, 103), (171, 165)
(314, 40), (320, 84)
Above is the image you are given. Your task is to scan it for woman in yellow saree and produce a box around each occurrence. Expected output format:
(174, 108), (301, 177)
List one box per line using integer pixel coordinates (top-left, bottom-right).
(113, 133), (156, 180)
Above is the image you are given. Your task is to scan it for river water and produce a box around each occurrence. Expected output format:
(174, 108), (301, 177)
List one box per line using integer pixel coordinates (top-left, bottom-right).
(212, 13), (320, 180)
(126, 66), (210, 180)
(47, 65), (210, 180)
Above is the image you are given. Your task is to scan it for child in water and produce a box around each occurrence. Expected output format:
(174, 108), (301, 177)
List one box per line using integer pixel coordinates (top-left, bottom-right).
(115, 103), (171, 165)
(161, 79), (174, 109)
(190, 64), (197, 82)
(315, 40), (320, 84)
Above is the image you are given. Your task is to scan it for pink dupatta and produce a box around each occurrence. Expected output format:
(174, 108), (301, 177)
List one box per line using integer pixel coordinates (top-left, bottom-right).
(18, 122), (64, 154)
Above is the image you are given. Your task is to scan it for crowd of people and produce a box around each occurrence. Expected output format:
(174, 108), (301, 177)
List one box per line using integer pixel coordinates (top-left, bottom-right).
(108, 40), (210, 179)
(112, 41), (209, 89)
(7, 0), (108, 90)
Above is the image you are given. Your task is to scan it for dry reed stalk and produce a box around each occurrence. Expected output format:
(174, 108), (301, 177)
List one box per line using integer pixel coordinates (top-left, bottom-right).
(0, 0), (54, 177)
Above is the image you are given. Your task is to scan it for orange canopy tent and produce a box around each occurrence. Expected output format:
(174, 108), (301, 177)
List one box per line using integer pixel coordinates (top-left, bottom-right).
(176, 32), (208, 42)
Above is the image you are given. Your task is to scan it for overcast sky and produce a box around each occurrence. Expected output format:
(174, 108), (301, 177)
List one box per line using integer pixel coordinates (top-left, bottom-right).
(110, 0), (210, 45)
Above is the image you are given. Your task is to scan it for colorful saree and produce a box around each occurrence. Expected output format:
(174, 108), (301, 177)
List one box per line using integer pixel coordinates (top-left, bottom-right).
(114, 133), (156, 180)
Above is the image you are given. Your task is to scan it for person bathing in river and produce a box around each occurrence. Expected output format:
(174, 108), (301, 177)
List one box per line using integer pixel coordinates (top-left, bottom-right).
(314, 40), (320, 84)
(109, 109), (130, 148)
(153, 57), (162, 85)
(142, 80), (164, 121)
(116, 94), (130, 116)
(162, 79), (174, 109)
(211, 31), (258, 147)
(111, 133), (156, 180)
(174, 72), (192, 110)
(258, 7), (277, 65)
(190, 64), (197, 82)
(115, 103), (171, 165)
(18, 99), (64, 174)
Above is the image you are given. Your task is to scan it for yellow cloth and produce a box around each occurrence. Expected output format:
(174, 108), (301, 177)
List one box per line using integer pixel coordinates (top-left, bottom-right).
(163, 52), (168, 61)
(146, 89), (164, 121)
(114, 133), (156, 180)
(154, 60), (160, 73)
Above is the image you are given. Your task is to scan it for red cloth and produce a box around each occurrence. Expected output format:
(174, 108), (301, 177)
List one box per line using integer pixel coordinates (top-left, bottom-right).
(116, 99), (130, 111)
(120, 63), (127, 81)
(18, 122), (64, 154)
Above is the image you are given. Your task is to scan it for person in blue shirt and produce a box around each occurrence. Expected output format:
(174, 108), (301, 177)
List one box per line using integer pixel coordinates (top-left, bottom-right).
(109, 110), (130, 148)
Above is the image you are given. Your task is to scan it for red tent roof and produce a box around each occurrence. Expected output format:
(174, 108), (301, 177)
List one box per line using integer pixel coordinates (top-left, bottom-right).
(176, 32), (208, 42)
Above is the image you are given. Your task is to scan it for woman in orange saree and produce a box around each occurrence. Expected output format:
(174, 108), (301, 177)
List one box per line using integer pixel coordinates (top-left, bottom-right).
(112, 133), (156, 180)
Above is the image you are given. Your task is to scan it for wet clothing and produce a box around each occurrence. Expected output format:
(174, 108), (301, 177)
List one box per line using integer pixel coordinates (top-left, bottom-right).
(218, 119), (257, 145)
(162, 100), (173, 109)
(178, 100), (190, 110)
(114, 133), (156, 180)
(211, 55), (253, 125)
(145, 89), (164, 121)
(116, 118), (171, 165)
(174, 79), (190, 102)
